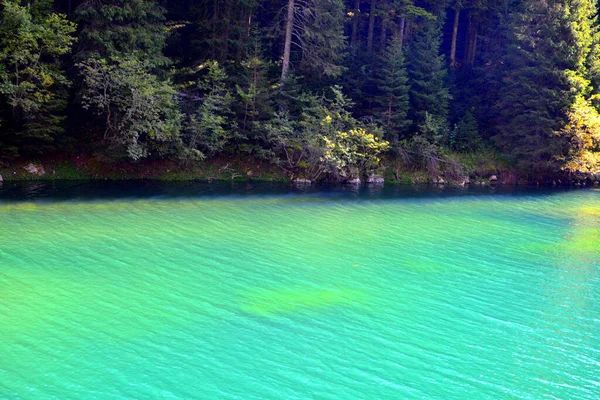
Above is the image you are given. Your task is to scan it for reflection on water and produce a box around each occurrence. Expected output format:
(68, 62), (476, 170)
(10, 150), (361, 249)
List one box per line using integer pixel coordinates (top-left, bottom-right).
(0, 179), (583, 202)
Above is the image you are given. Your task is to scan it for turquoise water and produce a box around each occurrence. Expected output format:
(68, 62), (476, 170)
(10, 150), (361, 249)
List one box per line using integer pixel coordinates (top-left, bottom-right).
(1, 183), (599, 399)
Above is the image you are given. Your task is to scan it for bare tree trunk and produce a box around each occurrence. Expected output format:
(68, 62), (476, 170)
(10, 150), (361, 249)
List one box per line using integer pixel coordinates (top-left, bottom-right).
(465, 12), (478, 67)
(380, 15), (388, 50)
(398, 17), (405, 52)
(468, 30), (478, 66)
(367, 0), (377, 54)
(221, 0), (232, 63)
(280, 0), (295, 87)
(212, 0), (219, 59)
(450, 5), (460, 67)
(387, 95), (392, 126)
(351, 0), (360, 48)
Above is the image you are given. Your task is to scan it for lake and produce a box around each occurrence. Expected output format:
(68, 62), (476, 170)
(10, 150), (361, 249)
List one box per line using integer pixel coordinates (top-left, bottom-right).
(1, 182), (599, 399)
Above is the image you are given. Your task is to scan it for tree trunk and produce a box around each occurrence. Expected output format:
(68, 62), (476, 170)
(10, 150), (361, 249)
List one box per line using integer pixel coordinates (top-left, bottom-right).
(380, 15), (388, 50)
(468, 31), (478, 66)
(280, 0), (295, 87)
(220, 0), (232, 62)
(367, 0), (377, 54)
(450, 6), (460, 67)
(351, 0), (360, 48)
(398, 17), (405, 52)
(465, 12), (478, 67)
(212, 0), (219, 59)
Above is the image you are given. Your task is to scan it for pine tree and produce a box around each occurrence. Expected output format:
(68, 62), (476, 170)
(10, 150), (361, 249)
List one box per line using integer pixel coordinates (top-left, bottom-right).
(75, 0), (169, 67)
(495, 0), (600, 173)
(0, 0), (76, 156)
(280, 0), (346, 86)
(375, 36), (411, 140)
(407, 17), (450, 133)
(74, 0), (184, 160)
(557, 0), (600, 175)
(453, 110), (481, 151)
(183, 61), (237, 158)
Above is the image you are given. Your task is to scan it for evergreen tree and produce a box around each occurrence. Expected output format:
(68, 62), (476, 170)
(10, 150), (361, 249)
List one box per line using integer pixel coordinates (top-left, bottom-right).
(453, 110), (481, 151)
(74, 0), (184, 160)
(495, 0), (600, 173)
(375, 36), (411, 140)
(407, 17), (449, 132)
(75, 0), (169, 67)
(0, 0), (76, 156)
(557, 0), (600, 175)
(183, 61), (237, 158)
(280, 0), (346, 86)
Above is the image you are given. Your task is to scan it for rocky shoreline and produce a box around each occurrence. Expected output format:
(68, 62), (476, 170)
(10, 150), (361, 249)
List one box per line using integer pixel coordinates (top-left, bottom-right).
(1, 158), (598, 188)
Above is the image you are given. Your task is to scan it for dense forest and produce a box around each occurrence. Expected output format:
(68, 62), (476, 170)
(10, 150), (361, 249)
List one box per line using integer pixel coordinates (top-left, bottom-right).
(1, 0), (600, 183)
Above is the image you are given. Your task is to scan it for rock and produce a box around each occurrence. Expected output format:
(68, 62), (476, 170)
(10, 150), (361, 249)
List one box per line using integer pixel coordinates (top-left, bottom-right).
(294, 178), (312, 185)
(457, 177), (470, 186)
(437, 178), (446, 185)
(367, 174), (384, 184)
(0, 174), (3, 182)
(24, 163), (45, 176)
(346, 178), (361, 185)
(593, 180), (599, 187)
(489, 175), (498, 183)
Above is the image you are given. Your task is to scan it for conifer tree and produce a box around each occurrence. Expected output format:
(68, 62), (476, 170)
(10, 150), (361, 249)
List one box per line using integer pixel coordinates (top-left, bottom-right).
(495, 0), (600, 173)
(375, 36), (411, 140)
(183, 61), (237, 158)
(407, 17), (449, 132)
(280, 0), (346, 86)
(0, 0), (76, 156)
(453, 110), (481, 151)
(75, 0), (169, 67)
(75, 0), (182, 160)
(557, 0), (600, 175)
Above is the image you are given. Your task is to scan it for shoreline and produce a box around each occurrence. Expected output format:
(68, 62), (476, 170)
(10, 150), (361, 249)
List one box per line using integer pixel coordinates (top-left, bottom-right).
(0, 156), (597, 188)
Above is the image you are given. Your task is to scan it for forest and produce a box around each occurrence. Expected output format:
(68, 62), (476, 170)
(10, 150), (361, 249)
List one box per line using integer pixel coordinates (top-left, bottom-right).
(1, 0), (600, 183)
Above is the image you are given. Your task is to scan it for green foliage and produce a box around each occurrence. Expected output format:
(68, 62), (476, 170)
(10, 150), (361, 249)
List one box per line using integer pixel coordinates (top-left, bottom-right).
(407, 19), (449, 128)
(322, 127), (389, 179)
(298, 0), (347, 79)
(453, 111), (481, 152)
(75, 0), (169, 67)
(418, 112), (450, 144)
(264, 86), (388, 180)
(0, 0), (76, 153)
(235, 52), (273, 133)
(183, 61), (237, 159)
(493, 1), (571, 170)
(493, 0), (600, 174)
(401, 134), (463, 180)
(559, 96), (600, 175)
(0, 0), (598, 181)
(78, 57), (183, 161)
(375, 36), (411, 139)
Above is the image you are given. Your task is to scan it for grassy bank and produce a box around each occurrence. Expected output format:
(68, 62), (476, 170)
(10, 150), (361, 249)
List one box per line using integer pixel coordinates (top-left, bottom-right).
(0, 155), (289, 182)
(1, 150), (583, 186)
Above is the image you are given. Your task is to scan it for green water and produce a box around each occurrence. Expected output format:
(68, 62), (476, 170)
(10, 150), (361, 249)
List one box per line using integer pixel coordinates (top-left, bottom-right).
(1, 183), (599, 399)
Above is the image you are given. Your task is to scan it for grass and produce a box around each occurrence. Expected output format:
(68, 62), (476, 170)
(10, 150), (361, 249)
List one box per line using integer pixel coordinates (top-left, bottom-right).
(0, 156), (289, 183)
(0, 148), (516, 185)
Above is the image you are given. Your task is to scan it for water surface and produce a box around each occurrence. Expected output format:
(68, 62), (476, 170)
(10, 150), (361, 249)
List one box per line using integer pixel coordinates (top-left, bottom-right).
(1, 182), (599, 399)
